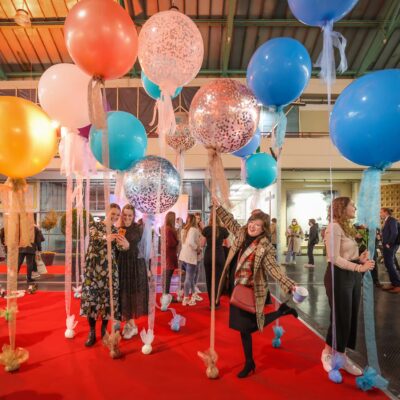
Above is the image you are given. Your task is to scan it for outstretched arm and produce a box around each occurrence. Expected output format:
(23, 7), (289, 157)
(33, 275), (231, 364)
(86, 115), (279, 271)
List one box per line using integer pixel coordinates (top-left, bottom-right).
(216, 206), (241, 236)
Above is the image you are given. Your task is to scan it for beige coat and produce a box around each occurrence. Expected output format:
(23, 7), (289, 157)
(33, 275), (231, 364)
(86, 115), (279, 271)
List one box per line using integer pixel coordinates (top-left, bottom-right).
(216, 206), (296, 331)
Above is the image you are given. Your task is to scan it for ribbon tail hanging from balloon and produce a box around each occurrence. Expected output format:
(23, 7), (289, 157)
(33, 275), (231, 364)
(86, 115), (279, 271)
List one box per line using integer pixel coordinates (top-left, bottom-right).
(355, 166), (390, 391)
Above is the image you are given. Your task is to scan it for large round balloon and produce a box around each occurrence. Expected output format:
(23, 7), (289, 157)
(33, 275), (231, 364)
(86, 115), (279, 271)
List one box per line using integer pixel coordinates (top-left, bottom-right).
(232, 129), (261, 158)
(90, 111), (147, 171)
(166, 112), (195, 152)
(141, 71), (182, 101)
(189, 79), (260, 153)
(247, 38), (311, 107)
(0, 97), (58, 178)
(64, 0), (138, 80)
(138, 9), (203, 91)
(124, 156), (180, 214)
(330, 69), (400, 168)
(246, 153), (277, 189)
(288, 0), (358, 27)
(38, 63), (91, 129)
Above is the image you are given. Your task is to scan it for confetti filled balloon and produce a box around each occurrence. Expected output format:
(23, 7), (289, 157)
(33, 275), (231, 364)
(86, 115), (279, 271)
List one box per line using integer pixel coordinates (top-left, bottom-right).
(166, 113), (195, 152)
(138, 9), (204, 91)
(124, 156), (180, 214)
(189, 79), (260, 153)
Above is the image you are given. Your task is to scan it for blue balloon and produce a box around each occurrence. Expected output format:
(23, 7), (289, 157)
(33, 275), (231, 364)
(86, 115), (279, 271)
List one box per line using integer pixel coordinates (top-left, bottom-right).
(90, 111), (147, 171)
(246, 153), (277, 189)
(330, 69), (400, 168)
(288, 0), (359, 27)
(247, 38), (311, 107)
(232, 129), (261, 158)
(141, 71), (183, 100)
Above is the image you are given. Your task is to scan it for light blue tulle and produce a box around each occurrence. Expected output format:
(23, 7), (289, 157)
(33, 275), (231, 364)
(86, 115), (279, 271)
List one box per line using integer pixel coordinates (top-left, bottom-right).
(328, 353), (345, 383)
(272, 325), (284, 348)
(274, 107), (287, 149)
(356, 367), (389, 391)
(138, 214), (155, 268)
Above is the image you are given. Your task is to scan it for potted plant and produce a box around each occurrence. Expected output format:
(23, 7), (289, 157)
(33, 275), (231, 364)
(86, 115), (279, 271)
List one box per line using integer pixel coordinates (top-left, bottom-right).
(40, 210), (59, 266)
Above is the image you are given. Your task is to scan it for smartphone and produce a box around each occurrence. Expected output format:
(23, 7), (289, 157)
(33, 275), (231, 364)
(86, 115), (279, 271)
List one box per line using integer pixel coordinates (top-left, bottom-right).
(118, 228), (126, 236)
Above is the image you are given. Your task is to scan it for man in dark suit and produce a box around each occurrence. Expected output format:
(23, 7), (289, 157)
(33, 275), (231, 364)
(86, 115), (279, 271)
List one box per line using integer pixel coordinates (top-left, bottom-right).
(380, 208), (400, 293)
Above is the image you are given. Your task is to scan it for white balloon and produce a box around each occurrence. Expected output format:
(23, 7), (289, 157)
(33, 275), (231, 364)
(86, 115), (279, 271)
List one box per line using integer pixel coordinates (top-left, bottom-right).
(38, 63), (91, 129)
(141, 344), (152, 355)
(64, 328), (75, 339)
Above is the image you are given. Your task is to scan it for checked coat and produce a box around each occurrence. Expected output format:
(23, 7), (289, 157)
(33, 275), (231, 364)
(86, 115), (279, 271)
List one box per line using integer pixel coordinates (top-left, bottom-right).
(216, 206), (296, 331)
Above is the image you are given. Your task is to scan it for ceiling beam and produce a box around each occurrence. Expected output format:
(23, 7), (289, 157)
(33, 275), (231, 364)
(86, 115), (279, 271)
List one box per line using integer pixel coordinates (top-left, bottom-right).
(357, 1), (400, 75)
(0, 18), (388, 29)
(220, 0), (237, 77)
(0, 66), (7, 80)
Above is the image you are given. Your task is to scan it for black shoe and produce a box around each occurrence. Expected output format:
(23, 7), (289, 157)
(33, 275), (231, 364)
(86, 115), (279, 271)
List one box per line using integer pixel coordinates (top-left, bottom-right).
(279, 302), (298, 318)
(237, 360), (256, 378)
(101, 320), (109, 338)
(85, 330), (96, 347)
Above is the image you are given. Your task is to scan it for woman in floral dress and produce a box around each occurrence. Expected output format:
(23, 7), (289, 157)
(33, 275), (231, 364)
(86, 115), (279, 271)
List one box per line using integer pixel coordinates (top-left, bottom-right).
(80, 203), (129, 347)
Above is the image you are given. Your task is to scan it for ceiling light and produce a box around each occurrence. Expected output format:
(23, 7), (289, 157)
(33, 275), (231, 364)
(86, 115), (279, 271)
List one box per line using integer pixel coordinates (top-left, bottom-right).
(14, 8), (31, 28)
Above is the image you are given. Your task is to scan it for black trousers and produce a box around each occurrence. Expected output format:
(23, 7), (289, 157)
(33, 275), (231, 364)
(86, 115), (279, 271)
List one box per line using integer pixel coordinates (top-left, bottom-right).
(324, 264), (361, 353)
(382, 246), (400, 287)
(163, 269), (175, 294)
(18, 253), (35, 281)
(307, 243), (315, 265)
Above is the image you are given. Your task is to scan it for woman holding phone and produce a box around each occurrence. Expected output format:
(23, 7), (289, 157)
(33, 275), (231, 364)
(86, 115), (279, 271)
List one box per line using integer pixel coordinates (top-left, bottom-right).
(80, 203), (129, 347)
(117, 204), (149, 340)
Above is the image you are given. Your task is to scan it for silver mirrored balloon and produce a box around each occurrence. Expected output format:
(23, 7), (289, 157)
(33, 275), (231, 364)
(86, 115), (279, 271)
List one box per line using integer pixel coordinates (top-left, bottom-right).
(189, 78), (260, 153)
(124, 156), (180, 214)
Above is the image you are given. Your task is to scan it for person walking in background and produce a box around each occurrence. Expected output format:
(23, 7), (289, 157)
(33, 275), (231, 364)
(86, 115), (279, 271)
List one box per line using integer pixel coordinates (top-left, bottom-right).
(270, 218), (277, 249)
(284, 219), (303, 265)
(304, 219), (319, 268)
(321, 197), (375, 376)
(179, 214), (201, 306)
(193, 212), (204, 294)
(380, 208), (400, 293)
(202, 215), (229, 308)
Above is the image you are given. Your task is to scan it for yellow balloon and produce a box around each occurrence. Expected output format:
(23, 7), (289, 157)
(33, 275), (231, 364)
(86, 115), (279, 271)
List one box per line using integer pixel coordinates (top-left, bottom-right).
(0, 96), (58, 178)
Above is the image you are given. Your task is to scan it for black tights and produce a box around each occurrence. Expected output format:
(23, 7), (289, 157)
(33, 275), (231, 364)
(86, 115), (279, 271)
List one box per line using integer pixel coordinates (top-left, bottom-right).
(239, 309), (284, 364)
(88, 317), (108, 333)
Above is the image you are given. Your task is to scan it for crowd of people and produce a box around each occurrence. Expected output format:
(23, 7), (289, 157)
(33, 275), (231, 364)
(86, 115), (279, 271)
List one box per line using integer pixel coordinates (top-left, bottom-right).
(1, 198), (399, 380)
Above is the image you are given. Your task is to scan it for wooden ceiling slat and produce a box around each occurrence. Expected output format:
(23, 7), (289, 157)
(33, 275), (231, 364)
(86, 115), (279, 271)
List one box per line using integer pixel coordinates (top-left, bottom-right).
(230, 26), (244, 69)
(0, 30), (19, 66)
(1, 0), (17, 18)
(39, 28), (63, 64)
(198, 25), (209, 69)
(26, 28), (52, 66)
(208, 26), (222, 69)
(24, 0), (45, 18)
(184, 0), (197, 17)
(375, 29), (400, 69)
(0, 3), (8, 19)
(36, 0), (58, 17)
(351, 29), (377, 71)
(8, 28), (31, 70)
(12, 28), (43, 67)
(158, 0), (170, 13)
(50, 0), (68, 17)
(240, 26), (257, 69)
(197, 0), (210, 17)
(210, 0), (223, 18)
(49, 27), (70, 63)
(65, 0), (79, 12)
(145, 0), (158, 16)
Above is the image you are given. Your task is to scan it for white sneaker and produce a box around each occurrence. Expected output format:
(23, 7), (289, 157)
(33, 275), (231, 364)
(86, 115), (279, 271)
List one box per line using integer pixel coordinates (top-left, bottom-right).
(177, 289), (184, 302)
(321, 349), (333, 372)
(292, 261), (297, 265)
(192, 293), (203, 302)
(194, 286), (201, 294)
(343, 356), (362, 376)
(123, 323), (138, 339)
(32, 272), (40, 278)
(182, 296), (196, 306)
(304, 264), (315, 268)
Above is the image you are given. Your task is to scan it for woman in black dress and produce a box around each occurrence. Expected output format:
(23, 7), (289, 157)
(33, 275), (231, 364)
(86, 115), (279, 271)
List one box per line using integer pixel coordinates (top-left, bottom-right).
(215, 201), (299, 378)
(117, 204), (149, 340)
(80, 203), (129, 347)
(202, 215), (229, 308)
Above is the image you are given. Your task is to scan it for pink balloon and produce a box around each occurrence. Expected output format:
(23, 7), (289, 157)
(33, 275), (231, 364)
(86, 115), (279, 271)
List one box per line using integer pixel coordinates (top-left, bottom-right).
(78, 101), (111, 139)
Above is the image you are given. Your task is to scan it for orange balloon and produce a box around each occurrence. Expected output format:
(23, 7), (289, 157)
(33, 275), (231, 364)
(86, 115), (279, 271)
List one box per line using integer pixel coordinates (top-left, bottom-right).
(64, 0), (138, 80)
(0, 97), (58, 178)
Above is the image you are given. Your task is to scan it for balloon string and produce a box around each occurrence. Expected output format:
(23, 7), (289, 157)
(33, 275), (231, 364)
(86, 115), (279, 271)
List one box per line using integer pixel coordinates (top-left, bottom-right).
(65, 175), (73, 318)
(210, 178), (217, 355)
(88, 77), (107, 130)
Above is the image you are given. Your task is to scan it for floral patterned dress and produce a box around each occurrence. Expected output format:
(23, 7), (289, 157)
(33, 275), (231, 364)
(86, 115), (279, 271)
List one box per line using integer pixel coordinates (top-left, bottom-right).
(80, 221), (120, 320)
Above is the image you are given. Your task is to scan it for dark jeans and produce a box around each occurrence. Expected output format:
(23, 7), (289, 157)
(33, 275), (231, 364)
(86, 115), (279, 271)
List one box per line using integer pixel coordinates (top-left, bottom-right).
(163, 269), (175, 294)
(324, 264), (361, 353)
(18, 253), (35, 281)
(382, 246), (400, 287)
(307, 243), (315, 265)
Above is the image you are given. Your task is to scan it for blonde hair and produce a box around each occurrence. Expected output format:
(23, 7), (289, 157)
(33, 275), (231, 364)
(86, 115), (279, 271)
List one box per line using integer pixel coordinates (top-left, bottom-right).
(182, 214), (197, 243)
(328, 197), (357, 238)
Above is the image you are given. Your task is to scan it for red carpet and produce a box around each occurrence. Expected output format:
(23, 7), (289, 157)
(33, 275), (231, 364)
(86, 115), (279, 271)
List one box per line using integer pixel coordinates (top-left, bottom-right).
(0, 265), (65, 275)
(0, 293), (386, 400)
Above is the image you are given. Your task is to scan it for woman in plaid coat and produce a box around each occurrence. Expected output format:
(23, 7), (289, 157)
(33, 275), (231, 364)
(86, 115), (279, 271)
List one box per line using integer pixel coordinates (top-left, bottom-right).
(215, 202), (299, 378)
